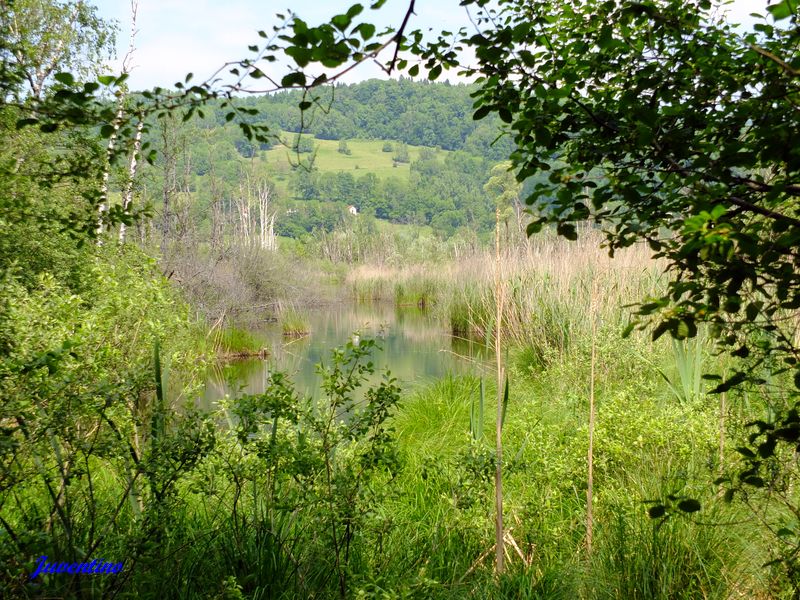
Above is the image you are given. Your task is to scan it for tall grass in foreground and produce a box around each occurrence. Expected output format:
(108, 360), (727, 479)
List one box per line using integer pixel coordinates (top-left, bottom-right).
(372, 344), (772, 598)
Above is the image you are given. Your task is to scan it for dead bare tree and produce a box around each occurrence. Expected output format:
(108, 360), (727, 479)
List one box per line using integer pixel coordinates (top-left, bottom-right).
(159, 114), (179, 255)
(257, 179), (277, 251)
(234, 181), (252, 248)
(209, 171), (225, 253)
(233, 172), (277, 250)
(172, 146), (195, 246)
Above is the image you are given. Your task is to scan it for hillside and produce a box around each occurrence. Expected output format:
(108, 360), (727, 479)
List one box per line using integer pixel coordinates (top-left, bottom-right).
(261, 134), (442, 192)
(133, 80), (513, 239)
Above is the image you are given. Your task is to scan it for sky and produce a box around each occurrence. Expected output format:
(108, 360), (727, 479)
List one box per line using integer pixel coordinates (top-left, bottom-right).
(92, 0), (477, 90)
(91, 0), (766, 91)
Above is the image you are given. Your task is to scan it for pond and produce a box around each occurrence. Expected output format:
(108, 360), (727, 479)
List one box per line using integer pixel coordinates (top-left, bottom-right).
(201, 302), (490, 408)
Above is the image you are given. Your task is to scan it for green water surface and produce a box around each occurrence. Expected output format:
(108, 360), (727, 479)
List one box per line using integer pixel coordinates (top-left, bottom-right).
(202, 303), (489, 407)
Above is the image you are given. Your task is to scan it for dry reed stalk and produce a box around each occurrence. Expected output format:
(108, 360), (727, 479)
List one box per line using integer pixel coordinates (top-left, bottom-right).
(587, 277), (599, 558)
(494, 201), (505, 575)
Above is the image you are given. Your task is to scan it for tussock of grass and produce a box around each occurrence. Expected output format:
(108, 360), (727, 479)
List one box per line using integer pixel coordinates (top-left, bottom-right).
(395, 276), (439, 308)
(281, 307), (310, 337)
(209, 324), (268, 358)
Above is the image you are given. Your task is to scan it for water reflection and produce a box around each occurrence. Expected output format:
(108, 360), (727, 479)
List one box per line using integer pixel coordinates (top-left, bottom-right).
(201, 303), (489, 408)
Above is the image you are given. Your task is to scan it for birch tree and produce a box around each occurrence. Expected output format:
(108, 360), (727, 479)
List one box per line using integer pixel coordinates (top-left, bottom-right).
(2, 0), (116, 100)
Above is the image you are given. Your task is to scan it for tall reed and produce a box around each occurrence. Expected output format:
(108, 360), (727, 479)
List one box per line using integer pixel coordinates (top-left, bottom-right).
(347, 230), (662, 366)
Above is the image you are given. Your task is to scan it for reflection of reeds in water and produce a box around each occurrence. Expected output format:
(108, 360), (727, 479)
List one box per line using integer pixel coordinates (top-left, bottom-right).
(347, 230), (663, 363)
(201, 357), (269, 408)
(307, 302), (447, 346)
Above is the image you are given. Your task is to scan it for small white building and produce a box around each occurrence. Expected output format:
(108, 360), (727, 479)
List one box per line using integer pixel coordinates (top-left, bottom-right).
(347, 205), (359, 216)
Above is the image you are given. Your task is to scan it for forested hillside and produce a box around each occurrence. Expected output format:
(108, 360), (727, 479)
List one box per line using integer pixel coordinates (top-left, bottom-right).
(127, 79), (516, 242)
(234, 78), (514, 157)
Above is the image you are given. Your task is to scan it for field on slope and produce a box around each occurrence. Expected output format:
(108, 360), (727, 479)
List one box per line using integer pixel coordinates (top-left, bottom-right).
(260, 133), (447, 194)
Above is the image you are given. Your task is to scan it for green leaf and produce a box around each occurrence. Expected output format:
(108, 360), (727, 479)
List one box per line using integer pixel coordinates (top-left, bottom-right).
(557, 222), (578, 241)
(281, 72), (307, 88)
(710, 371), (746, 394)
(501, 373), (509, 429)
(357, 22), (376, 40)
(54, 72), (74, 86)
(473, 105), (492, 120)
(758, 438), (777, 459)
(736, 446), (756, 459)
(332, 14), (352, 31)
(16, 118), (38, 129)
(347, 3), (364, 18)
(743, 475), (765, 488)
(677, 499), (701, 513)
(648, 505), (666, 518)
(767, 1), (793, 20)
(597, 25), (613, 49)
(732, 345), (750, 358)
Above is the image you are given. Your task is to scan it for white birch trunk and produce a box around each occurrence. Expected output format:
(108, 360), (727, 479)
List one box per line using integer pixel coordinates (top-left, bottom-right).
(97, 0), (139, 242)
(118, 118), (144, 243)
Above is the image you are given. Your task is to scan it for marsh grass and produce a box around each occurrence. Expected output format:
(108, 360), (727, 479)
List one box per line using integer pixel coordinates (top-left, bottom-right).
(657, 333), (708, 404)
(394, 274), (440, 308)
(281, 306), (310, 337)
(348, 230), (662, 364)
(371, 335), (769, 598)
(209, 324), (267, 357)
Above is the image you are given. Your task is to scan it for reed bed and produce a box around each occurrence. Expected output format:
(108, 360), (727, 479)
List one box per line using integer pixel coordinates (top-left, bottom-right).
(347, 230), (663, 365)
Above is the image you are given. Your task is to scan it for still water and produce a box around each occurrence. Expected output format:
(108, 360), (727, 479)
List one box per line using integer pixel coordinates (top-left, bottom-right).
(202, 303), (489, 407)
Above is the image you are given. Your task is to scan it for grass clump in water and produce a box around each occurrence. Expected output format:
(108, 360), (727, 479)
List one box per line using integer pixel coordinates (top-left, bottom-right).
(281, 307), (310, 337)
(211, 325), (268, 358)
(395, 276), (439, 308)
